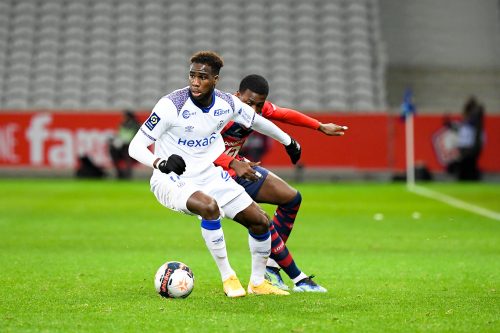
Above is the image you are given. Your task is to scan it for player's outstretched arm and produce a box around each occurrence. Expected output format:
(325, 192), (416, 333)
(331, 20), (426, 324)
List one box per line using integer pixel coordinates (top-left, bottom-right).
(267, 103), (348, 136)
(251, 113), (301, 164)
(267, 104), (320, 129)
(233, 98), (301, 164)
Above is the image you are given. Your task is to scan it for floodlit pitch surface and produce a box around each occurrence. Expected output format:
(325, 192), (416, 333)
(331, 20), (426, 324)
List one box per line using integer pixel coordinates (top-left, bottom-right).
(1, 179), (498, 332)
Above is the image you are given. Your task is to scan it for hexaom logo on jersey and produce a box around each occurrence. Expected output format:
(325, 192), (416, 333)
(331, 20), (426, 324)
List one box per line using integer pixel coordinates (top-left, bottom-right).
(177, 133), (217, 147)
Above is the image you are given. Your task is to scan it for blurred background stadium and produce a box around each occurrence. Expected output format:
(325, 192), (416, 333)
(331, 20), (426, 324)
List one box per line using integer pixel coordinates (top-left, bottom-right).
(0, 0), (499, 180)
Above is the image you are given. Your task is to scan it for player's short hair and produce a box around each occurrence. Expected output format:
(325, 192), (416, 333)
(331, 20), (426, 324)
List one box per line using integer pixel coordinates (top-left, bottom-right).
(190, 51), (224, 75)
(239, 74), (269, 95)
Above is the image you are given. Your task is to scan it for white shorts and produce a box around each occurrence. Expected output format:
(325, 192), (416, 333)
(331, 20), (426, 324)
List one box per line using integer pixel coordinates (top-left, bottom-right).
(150, 165), (253, 219)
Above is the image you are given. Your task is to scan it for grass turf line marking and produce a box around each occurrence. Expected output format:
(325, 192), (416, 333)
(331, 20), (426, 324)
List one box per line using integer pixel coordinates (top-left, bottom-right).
(409, 185), (500, 221)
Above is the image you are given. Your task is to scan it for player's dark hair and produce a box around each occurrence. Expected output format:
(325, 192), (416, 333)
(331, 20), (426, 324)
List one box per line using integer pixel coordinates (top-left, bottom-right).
(190, 51), (224, 75)
(239, 74), (269, 95)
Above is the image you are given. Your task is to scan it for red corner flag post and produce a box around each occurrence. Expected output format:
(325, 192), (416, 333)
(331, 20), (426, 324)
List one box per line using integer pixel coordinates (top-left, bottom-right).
(401, 89), (416, 189)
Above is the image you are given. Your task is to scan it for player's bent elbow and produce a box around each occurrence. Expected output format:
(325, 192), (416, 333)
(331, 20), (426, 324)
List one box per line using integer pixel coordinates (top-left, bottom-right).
(128, 139), (142, 162)
(128, 142), (135, 160)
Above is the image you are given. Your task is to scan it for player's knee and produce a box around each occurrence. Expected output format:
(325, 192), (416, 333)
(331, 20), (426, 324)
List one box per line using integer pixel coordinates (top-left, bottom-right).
(284, 190), (302, 207)
(248, 211), (270, 235)
(295, 191), (302, 205)
(202, 198), (220, 220)
(187, 192), (220, 220)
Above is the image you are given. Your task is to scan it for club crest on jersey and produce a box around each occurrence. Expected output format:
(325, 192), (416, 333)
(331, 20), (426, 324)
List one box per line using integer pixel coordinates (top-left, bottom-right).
(145, 112), (160, 130)
(182, 110), (196, 119)
(214, 109), (230, 116)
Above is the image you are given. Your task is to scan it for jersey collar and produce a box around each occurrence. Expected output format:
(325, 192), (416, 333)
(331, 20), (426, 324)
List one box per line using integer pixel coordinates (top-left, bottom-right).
(189, 90), (215, 113)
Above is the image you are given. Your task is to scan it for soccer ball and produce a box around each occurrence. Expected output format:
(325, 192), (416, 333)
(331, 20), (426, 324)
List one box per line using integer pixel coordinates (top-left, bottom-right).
(154, 261), (194, 298)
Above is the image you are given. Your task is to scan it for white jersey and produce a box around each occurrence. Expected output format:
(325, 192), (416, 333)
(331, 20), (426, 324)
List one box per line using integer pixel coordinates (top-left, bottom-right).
(141, 87), (256, 179)
(129, 86), (292, 216)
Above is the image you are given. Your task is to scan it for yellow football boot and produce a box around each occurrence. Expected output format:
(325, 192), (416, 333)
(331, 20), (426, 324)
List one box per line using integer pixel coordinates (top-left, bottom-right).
(247, 279), (290, 295)
(223, 275), (246, 298)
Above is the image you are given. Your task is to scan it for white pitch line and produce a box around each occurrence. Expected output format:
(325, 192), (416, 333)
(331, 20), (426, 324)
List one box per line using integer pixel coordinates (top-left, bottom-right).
(408, 185), (500, 221)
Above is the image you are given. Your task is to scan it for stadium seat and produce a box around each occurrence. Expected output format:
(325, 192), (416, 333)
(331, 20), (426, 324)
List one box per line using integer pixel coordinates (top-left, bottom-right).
(58, 82), (84, 108)
(32, 89), (56, 109)
(115, 38), (137, 53)
(11, 22), (35, 40)
(4, 96), (28, 109)
(220, 2), (239, 17)
(66, 1), (87, 14)
(64, 14), (87, 30)
(33, 62), (58, 79)
(4, 74), (30, 108)
(89, 19), (113, 38)
(92, 2), (114, 14)
(143, 25), (164, 40)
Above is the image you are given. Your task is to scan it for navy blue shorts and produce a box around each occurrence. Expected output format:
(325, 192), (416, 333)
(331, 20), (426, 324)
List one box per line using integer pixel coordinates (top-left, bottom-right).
(234, 165), (269, 200)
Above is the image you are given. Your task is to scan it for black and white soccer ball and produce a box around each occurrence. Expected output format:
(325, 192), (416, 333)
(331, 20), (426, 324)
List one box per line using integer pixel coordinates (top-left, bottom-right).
(154, 261), (194, 299)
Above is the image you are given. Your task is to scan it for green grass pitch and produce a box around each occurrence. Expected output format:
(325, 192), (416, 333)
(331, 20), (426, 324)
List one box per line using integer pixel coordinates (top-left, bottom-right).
(0, 179), (499, 332)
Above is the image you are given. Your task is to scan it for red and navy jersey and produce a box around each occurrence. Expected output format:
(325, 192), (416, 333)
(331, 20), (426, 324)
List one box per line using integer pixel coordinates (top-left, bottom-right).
(214, 100), (321, 176)
(219, 120), (254, 159)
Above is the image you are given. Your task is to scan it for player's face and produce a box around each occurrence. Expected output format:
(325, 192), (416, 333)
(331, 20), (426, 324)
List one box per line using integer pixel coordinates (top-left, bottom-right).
(189, 63), (218, 105)
(236, 89), (267, 114)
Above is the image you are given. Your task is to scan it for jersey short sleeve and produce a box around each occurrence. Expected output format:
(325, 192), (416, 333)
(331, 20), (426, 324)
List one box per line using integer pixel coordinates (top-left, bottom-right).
(231, 95), (256, 129)
(140, 98), (176, 141)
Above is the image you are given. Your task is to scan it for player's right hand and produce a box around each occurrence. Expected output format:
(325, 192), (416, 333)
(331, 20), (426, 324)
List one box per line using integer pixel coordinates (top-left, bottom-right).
(285, 138), (301, 164)
(158, 154), (186, 175)
(230, 159), (261, 181)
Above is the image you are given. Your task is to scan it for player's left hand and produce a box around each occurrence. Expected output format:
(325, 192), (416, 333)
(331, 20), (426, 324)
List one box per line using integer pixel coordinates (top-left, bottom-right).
(285, 138), (301, 164)
(318, 123), (349, 136)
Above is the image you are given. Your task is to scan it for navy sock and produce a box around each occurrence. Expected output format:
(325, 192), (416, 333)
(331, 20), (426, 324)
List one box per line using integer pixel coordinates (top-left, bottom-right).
(272, 191), (302, 243)
(269, 223), (301, 280)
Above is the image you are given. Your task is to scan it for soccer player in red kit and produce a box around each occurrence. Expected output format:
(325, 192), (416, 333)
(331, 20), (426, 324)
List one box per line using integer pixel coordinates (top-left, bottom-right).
(214, 74), (348, 292)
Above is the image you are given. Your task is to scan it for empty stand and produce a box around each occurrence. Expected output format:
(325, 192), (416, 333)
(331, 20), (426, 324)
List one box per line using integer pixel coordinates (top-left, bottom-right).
(0, 0), (386, 110)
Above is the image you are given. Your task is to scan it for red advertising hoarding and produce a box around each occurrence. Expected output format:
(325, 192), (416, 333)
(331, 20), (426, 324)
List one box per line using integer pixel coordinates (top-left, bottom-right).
(0, 111), (499, 172)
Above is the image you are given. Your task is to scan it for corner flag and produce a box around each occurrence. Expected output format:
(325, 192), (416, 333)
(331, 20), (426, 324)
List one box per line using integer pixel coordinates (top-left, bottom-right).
(401, 88), (416, 189)
(401, 88), (416, 119)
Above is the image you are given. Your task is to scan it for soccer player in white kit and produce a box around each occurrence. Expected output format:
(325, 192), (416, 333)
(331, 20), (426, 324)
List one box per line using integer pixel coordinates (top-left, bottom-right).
(128, 51), (301, 297)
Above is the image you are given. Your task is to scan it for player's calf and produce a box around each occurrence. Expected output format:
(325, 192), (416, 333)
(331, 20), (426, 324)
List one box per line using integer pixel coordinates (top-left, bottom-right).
(272, 191), (302, 242)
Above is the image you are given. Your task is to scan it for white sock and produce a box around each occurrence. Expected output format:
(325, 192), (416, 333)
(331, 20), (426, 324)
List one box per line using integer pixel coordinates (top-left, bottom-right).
(201, 221), (235, 281)
(248, 232), (271, 286)
(266, 258), (280, 269)
(292, 272), (308, 285)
